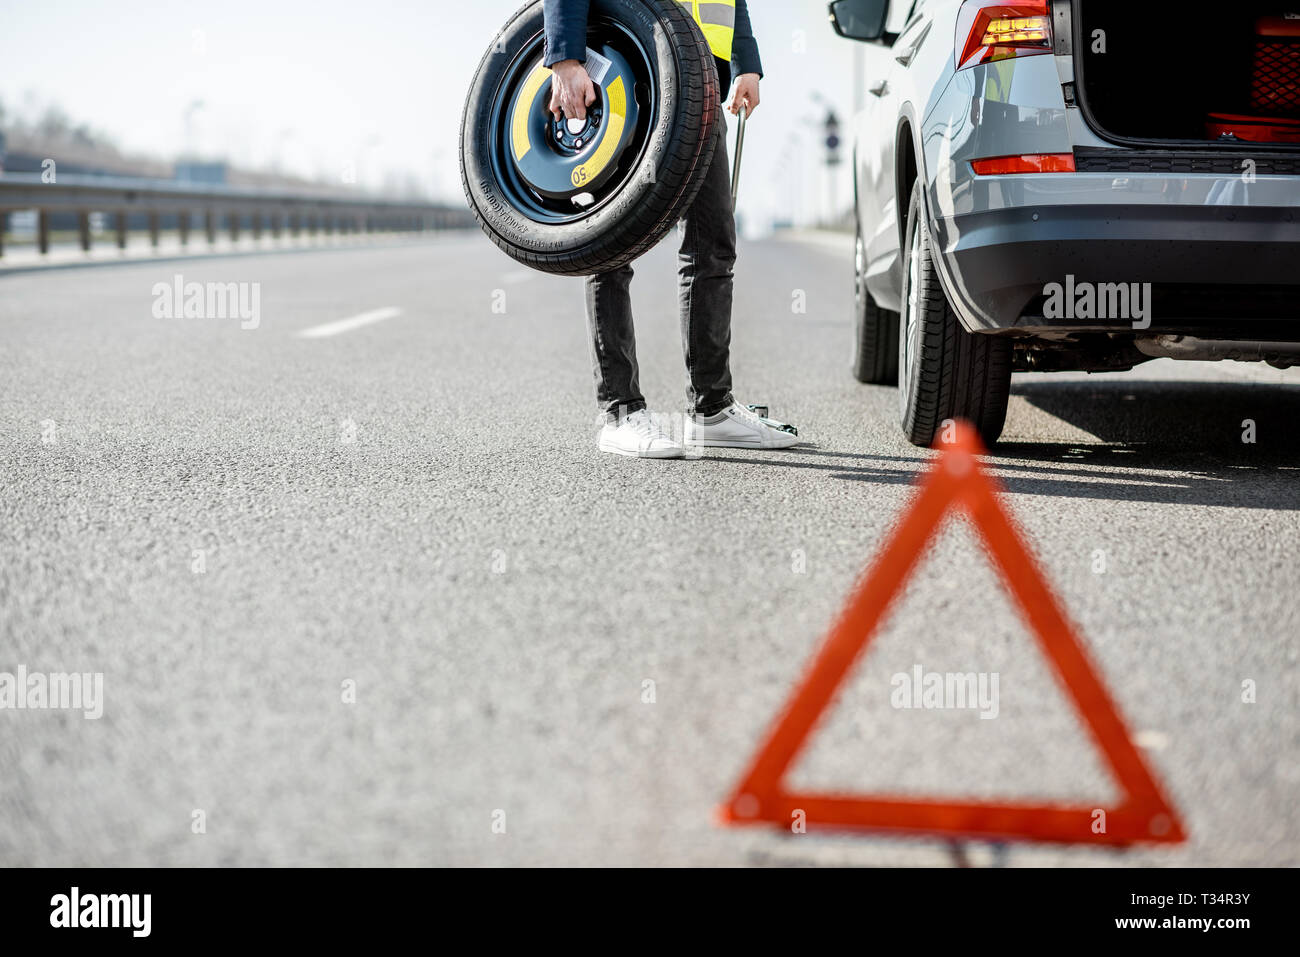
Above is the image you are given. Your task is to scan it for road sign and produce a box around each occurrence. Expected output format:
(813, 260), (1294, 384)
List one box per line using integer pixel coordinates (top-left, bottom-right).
(717, 421), (1186, 846)
(824, 109), (841, 166)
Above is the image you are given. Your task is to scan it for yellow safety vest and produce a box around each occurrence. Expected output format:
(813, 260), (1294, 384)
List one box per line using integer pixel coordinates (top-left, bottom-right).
(678, 0), (735, 62)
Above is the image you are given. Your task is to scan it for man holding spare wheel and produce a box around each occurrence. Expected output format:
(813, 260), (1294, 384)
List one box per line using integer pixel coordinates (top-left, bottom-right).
(544, 0), (798, 458)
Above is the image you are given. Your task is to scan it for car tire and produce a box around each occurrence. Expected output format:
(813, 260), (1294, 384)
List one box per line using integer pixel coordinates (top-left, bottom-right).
(898, 179), (1011, 447)
(460, 0), (719, 276)
(852, 220), (900, 384)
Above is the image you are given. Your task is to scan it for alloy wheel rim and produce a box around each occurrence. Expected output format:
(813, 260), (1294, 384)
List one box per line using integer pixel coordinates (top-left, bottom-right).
(900, 220), (922, 418)
(854, 230), (865, 337)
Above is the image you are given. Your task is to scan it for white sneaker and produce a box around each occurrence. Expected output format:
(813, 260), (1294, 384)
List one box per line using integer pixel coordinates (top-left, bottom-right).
(598, 409), (685, 459)
(685, 402), (800, 449)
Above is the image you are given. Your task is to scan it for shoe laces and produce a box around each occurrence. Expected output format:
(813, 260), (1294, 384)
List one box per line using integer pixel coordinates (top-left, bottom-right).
(624, 409), (663, 439)
(729, 403), (767, 428)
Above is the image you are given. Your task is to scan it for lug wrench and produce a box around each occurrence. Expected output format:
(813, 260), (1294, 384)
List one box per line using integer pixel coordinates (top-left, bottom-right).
(731, 104), (747, 205)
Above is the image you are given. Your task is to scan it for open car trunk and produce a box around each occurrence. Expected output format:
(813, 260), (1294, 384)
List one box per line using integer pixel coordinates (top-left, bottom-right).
(1075, 1), (1300, 149)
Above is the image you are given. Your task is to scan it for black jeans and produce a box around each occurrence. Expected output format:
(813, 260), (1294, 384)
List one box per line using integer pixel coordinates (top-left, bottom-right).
(585, 119), (736, 420)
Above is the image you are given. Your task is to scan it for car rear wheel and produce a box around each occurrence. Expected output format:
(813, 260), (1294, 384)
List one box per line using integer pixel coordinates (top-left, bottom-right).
(852, 220), (899, 385)
(898, 179), (1011, 447)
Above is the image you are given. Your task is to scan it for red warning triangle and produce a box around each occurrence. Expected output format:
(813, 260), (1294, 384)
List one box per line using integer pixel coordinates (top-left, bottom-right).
(718, 422), (1185, 846)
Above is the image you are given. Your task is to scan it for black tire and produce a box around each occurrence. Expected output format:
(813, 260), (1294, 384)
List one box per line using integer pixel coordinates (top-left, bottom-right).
(898, 179), (1011, 447)
(459, 0), (719, 276)
(852, 218), (899, 384)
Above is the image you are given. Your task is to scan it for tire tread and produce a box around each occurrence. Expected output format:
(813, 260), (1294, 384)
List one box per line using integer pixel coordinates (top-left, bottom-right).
(900, 180), (1011, 447)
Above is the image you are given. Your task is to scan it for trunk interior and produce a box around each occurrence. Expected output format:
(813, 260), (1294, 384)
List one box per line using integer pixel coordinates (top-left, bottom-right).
(1076, 0), (1300, 148)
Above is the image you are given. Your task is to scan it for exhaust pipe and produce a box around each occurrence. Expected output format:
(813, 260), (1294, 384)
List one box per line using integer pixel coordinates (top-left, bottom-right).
(1135, 335), (1300, 369)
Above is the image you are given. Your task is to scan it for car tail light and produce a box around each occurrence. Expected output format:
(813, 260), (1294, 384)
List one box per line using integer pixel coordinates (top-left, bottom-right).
(971, 153), (1076, 174)
(956, 1), (1053, 71)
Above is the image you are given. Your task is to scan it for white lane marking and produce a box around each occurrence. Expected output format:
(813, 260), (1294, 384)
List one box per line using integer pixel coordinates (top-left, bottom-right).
(297, 306), (404, 339)
(499, 269), (535, 284)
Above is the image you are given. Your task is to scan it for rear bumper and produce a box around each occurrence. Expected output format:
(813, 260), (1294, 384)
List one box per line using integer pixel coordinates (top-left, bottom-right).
(927, 173), (1300, 335)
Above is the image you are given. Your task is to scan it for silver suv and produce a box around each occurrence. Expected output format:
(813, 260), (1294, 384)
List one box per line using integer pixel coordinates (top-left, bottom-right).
(830, 0), (1300, 445)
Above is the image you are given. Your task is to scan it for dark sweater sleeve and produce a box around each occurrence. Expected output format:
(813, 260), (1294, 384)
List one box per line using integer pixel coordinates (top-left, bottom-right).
(542, 0), (590, 67)
(732, 0), (763, 78)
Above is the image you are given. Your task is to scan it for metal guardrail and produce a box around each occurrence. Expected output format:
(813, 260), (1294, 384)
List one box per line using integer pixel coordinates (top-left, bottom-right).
(0, 173), (472, 257)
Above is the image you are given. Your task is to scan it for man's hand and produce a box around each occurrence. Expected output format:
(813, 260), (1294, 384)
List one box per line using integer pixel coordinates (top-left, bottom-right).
(728, 73), (760, 117)
(549, 59), (596, 122)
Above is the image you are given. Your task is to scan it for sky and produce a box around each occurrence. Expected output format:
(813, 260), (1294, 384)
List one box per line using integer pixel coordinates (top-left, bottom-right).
(0, 0), (894, 230)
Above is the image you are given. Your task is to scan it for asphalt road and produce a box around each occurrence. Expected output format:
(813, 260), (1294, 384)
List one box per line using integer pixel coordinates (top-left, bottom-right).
(1, 231), (1297, 866)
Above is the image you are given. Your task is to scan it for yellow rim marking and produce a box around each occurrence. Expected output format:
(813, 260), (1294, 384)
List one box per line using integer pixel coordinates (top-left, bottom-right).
(511, 63), (552, 162)
(569, 75), (626, 189)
